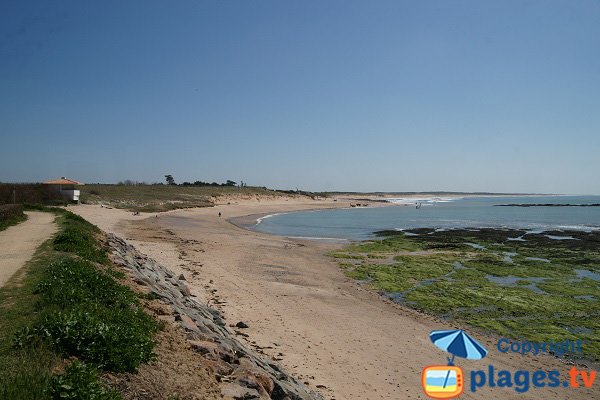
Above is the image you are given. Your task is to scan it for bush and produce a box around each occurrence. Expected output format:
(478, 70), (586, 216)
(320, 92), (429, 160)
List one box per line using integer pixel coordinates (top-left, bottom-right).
(16, 257), (158, 372)
(49, 361), (121, 400)
(0, 183), (47, 204)
(0, 204), (24, 221)
(20, 305), (156, 372)
(0, 204), (26, 231)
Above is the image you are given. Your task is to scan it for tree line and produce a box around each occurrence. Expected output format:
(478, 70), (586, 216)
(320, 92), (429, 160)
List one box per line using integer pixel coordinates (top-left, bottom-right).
(164, 175), (246, 187)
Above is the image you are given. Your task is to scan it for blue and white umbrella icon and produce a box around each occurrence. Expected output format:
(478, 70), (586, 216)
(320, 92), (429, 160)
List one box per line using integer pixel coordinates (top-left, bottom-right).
(430, 329), (488, 364)
(429, 329), (488, 388)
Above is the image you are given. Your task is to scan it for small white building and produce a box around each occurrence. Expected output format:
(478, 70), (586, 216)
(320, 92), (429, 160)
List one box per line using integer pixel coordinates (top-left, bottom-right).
(44, 177), (83, 202)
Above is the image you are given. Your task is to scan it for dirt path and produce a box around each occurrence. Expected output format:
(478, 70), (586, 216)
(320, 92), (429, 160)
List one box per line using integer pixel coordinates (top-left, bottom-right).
(71, 203), (600, 400)
(0, 211), (57, 287)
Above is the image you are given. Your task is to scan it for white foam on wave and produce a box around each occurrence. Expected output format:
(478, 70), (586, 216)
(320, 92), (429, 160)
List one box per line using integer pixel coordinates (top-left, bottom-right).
(287, 236), (349, 242)
(255, 213), (282, 225)
(386, 196), (462, 205)
(556, 225), (600, 232)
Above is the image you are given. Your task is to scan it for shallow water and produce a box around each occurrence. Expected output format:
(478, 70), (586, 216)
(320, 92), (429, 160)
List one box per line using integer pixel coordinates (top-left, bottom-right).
(525, 257), (551, 263)
(575, 269), (600, 282)
(485, 275), (547, 294)
(465, 242), (487, 250)
(503, 252), (518, 263)
(253, 195), (600, 240)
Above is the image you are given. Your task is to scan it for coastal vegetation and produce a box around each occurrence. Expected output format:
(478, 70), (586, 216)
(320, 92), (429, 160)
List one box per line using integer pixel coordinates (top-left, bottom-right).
(0, 207), (159, 399)
(80, 183), (286, 212)
(0, 204), (27, 231)
(0, 184), (69, 206)
(1, 180), (315, 213)
(331, 228), (600, 361)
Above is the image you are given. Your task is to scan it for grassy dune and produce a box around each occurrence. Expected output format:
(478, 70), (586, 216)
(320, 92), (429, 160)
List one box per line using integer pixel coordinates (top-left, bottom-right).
(332, 228), (600, 362)
(80, 184), (294, 212)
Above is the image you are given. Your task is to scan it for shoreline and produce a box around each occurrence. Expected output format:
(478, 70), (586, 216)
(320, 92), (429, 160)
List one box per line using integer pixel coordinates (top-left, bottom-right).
(228, 211), (287, 230)
(70, 198), (600, 399)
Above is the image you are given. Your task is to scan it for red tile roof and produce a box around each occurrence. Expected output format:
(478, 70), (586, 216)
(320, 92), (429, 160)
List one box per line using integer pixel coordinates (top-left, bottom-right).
(43, 178), (83, 185)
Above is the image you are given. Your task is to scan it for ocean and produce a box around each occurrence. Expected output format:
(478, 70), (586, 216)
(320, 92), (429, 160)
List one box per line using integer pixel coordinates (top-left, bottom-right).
(252, 195), (600, 241)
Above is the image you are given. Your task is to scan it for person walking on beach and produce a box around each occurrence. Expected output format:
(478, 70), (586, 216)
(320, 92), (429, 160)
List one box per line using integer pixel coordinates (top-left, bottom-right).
(218, 212), (221, 217)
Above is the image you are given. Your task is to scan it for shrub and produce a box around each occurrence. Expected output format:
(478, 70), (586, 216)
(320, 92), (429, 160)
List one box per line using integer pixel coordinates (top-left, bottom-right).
(16, 257), (158, 372)
(0, 204), (26, 231)
(0, 183), (48, 204)
(20, 305), (157, 372)
(0, 204), (24, 221)
(49, 361), (121, 400)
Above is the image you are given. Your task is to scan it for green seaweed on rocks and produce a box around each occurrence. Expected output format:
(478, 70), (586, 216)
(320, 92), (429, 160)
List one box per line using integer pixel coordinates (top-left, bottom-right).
(332, 228), (600, 361)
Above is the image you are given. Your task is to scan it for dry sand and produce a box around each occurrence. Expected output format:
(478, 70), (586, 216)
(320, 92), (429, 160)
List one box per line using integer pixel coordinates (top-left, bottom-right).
(0, 211), (56, 287)
(71, 199), (599, 400)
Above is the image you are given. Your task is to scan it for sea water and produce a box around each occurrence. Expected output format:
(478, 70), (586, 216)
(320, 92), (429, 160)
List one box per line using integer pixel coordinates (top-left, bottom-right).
(252, 195), (600, 240)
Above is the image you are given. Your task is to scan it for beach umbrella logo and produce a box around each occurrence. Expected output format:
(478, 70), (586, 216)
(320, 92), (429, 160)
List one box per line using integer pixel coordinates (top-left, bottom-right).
(422, 329), (488, 399)
(430, 329), (488, 365)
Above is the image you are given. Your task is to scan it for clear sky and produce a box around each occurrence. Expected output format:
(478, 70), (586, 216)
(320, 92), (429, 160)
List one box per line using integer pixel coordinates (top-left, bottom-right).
(1, 1), (599, 193)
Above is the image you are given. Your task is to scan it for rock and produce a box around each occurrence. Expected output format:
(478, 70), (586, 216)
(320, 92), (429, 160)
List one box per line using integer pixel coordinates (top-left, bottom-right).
(176, 314), (200, 333)
(228, 359), (275, 398)
(133, 277), (147, 286)
(178, 273), (186, 281)
(179, 283), (192, 297)
(221, 383), (261, 399)
(210, 360), (235, 376)
(189, 340), (220, 359)
(106, 233), (321, 400)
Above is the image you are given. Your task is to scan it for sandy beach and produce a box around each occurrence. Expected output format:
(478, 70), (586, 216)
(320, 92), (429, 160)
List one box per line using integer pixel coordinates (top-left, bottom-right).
(71, 198), (600, 400)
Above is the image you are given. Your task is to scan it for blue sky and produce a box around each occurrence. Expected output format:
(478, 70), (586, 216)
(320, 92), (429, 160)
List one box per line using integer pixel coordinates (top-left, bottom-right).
(1, 1), (599, 193)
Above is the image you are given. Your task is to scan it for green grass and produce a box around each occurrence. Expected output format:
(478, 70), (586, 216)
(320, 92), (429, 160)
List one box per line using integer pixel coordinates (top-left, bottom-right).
(80, 184), (290, 212)
(0, 240), (61, 399)
(332, 229), (600, 362)
(49, 361), (120, 400)
(0, 213), (27, 232)
(0, 207), (159, 398)
(53, 212), (109, 264)
(17, 256), (157, 372)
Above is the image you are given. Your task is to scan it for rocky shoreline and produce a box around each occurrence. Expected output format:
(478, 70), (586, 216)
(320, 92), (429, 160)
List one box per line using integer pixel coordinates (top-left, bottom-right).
(107, 233), (322, 400)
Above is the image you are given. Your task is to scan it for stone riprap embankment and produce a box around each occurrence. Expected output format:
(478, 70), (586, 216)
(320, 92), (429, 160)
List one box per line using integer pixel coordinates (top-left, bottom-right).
(107, 234), (322, 400)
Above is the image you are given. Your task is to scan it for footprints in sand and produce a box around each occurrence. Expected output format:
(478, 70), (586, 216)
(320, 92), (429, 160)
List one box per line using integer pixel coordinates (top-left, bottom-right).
(132, 221), (353, 399)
